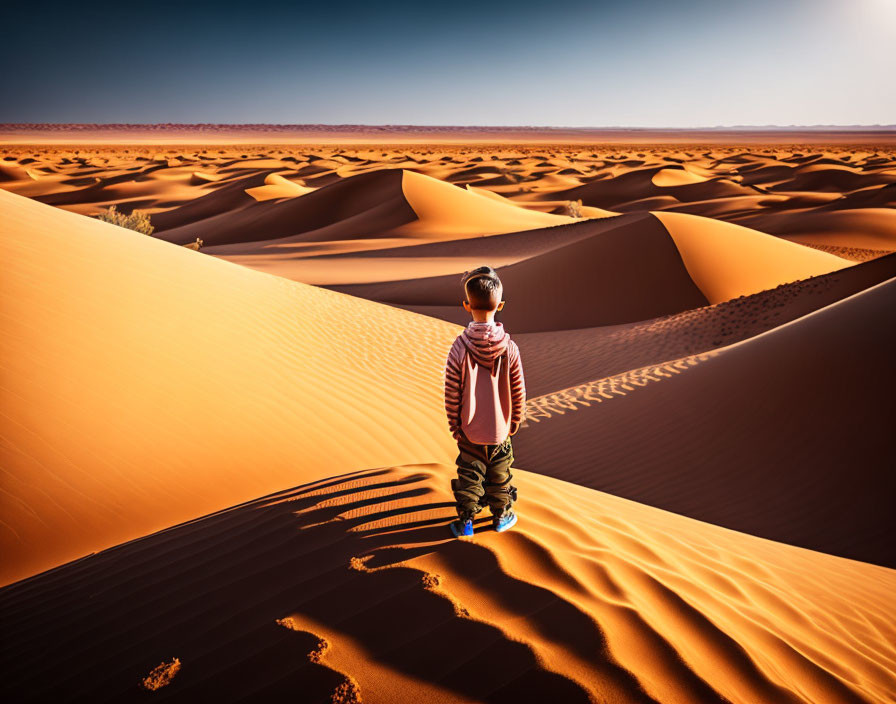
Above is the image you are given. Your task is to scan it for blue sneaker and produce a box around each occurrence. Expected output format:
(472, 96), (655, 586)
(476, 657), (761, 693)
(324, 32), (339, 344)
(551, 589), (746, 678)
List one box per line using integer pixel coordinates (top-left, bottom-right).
(449, 518), (474, 538)
(493, 510), (518, 533)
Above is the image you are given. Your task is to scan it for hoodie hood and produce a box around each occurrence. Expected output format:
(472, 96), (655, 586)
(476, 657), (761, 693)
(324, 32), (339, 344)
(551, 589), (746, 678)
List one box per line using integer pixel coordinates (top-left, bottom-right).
(461, 321), (510, 372)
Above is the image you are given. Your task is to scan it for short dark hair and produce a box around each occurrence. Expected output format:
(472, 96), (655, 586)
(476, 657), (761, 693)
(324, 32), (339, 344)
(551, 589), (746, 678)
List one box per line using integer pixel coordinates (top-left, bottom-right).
(461, 266), (503, 311)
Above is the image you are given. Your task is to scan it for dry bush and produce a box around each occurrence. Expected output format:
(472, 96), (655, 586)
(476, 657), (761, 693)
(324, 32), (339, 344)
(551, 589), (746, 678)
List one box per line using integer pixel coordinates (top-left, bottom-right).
(141, 658), (181, 691)
(95, 205), (154, 235)
(564, 199), (584, 218)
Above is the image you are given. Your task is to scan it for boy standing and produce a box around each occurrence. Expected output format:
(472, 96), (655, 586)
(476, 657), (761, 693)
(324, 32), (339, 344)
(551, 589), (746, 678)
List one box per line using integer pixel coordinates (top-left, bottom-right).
(444, 266), (526, 538)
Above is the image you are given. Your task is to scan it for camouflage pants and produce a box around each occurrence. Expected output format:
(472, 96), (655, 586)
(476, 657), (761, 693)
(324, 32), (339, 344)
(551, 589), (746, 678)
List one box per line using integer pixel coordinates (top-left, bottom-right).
(451, 431), (518, 521)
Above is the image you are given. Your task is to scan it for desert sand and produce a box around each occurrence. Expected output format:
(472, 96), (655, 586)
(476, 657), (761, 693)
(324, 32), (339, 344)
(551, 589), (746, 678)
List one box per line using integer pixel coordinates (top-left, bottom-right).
(2, 464), (896, 702)
(1, 140), (895, 702)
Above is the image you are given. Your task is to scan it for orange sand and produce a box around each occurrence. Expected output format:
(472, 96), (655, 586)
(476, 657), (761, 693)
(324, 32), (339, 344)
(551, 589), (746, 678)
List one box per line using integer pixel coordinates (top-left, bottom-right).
(1, 141), (894, 703)
(2, 465), (894, 702)
(0, 188), (459, 585)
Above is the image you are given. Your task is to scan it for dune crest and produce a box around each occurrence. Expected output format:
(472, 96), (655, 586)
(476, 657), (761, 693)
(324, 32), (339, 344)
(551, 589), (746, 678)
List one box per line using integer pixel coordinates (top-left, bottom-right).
(651, 166), (708, 187)
(654, 210), (851, 302)
(397, 169), (575, 237)
(244, 172), (314, 201)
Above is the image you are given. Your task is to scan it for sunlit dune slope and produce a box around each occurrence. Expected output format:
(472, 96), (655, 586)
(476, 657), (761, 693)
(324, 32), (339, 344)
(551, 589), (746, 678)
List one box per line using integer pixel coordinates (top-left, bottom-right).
(155, 169), (575, 249)
(245, 172), (314, 201)
(737, 207), (896, 253)
(2, 465), (894, 703)
(515, 278), (896, 566)
(0, 189), (462, 586)
(398, 169), (576, 235)
(653, 210), (851, 302)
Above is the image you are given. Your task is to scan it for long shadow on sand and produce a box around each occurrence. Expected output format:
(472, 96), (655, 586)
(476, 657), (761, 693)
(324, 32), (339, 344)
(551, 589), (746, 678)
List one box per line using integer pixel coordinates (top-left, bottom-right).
(0, 466), (671, 703)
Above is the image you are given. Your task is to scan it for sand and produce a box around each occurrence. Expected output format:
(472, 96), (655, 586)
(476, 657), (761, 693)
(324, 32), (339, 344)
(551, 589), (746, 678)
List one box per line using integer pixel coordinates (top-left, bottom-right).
(1, 140), (895, 702)
(515, 277), (896, 566)
(653, 211), (849, 302)
(2, 465), (894, 702)
(0, 188), (459, 585)
(3, 145), (894, 271)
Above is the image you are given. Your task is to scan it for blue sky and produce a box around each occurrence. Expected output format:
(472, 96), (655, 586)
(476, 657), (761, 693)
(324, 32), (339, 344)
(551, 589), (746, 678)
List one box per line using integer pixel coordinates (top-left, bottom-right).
(3, 0), (894, 126)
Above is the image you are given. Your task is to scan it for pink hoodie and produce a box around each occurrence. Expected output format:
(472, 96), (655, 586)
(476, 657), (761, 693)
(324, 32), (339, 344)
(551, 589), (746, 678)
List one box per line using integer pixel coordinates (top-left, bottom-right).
(444, 321), (526, 445)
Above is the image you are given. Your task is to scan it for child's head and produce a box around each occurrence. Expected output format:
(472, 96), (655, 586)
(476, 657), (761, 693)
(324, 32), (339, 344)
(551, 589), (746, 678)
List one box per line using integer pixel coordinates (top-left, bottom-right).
(461, 266), (505, 317)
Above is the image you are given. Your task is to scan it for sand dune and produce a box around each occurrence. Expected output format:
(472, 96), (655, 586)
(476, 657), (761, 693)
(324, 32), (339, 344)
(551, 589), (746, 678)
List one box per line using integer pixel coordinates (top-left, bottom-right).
(514, 278), (896, 566)
(190, 170), (223, 184)
(327, 213), (710, 332)
(326, 211), (853, 331)
(737, 207), (896, 253)
(651, 166), (709, 187)
(158, 169), (575, 250)
(244, 172), (314, 201)
(156, 169), (417, 246)
(0, 189), (460, 586)
(2, 141), (895, 701)
(515, 252), (896, 397)
(399, 170), (576, 235)
(3, 145), (894, 275)
(552, 165), (758, 211)
(2, 464), (894, 702)
(653, 211), (850, 302)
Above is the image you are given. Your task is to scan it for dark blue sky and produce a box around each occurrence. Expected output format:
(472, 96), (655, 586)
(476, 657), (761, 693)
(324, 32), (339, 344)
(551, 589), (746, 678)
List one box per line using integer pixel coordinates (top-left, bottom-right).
(3, 0), (893, 125)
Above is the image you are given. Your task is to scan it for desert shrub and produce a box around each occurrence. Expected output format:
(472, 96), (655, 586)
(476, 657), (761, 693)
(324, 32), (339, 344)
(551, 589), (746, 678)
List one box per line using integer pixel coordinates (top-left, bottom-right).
(95, 205), (154, 235)
(141, 658), (181, 691)
(564, 199), (584, 218)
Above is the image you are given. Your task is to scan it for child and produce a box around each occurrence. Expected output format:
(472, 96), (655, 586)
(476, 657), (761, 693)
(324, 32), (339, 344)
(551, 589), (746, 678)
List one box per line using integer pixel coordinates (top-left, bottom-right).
(444, 266), (526, 538)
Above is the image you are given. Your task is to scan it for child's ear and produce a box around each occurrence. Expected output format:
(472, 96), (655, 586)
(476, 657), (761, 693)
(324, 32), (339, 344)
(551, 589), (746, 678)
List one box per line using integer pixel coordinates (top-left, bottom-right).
(462, 300), (471, 311)
(497, 301), (505, 311)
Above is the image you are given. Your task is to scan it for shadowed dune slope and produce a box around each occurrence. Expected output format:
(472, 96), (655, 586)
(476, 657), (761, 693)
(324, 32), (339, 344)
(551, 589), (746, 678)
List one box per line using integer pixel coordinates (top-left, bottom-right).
(200, 211), (630, 288)
(514, 278), (896, 566)
(328, 213), (710, 332)
(326, 210), (854, 332)
(282, 210), (629, 264)
(154, 169), (417, 246)
(2, 465), (894, 703)
(550, 165), (759, 210)
(126, 171), (264, 230)
(515, 252), (896, 397)
(156, 169), (574, 249)
(0, 189), (463, 586)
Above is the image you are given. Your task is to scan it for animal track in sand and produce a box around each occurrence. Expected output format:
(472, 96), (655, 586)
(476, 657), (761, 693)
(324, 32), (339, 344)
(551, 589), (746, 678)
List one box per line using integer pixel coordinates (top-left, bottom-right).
(525, 352), (717, 423)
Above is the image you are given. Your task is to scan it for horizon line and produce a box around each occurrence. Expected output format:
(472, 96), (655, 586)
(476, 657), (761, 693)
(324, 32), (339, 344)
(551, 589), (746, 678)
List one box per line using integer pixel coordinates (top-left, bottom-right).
(3, 123), (896, 131)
